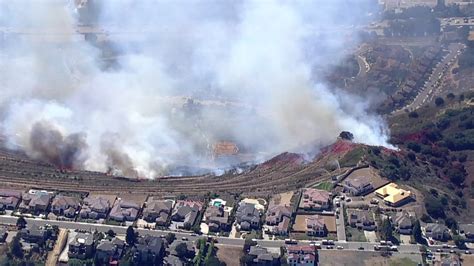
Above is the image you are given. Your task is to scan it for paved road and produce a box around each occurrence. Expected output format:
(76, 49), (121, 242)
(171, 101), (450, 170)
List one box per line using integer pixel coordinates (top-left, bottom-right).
(0, 216), (432, 255)
(393, 42), (465, 115)
(334, 197), (347, 242)
(0, 216), (244, 247)
(356, 55), (370, 77)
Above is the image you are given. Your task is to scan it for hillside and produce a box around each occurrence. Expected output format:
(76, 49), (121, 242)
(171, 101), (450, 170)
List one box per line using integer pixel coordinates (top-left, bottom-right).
(385, 92), (474, 222)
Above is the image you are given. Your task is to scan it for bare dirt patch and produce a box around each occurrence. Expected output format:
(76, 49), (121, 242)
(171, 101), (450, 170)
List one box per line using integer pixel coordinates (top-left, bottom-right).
(270, 191), (294, 206)
(116, 193), (148, 205)
(322, 215), (337, 233)
(319, 250), (420, 266)
(293, 215), (309, 232)
(345, 167), (388, 190)
(216, 245), (243, 266)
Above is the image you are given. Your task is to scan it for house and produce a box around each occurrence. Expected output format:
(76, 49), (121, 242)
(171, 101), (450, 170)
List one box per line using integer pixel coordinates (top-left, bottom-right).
(343, 176), (374, 196)
(171, 201), (203, 229)
(95, 237), (125, 264)
(459, 224), (474, 242)
(132, 236), (165, 265)
(273, 216), (291, 236)
(0, 189), (22, 211)
(51, 195), (81, 218)
(236, 203), (261, 231)
(204, 205), (231, 232)
(306, 215), (327, 237)
(394, 212), (412, 235)
(20, 225), (48, 244)
(0, 227), (7, 243)
(248, 246), (280, 265)
(266, 205), (292, 235)
(80, 195), (113, 220)
(286, 245), (317, 266)
(266, 205), (291, 225)
(375, 183), (412, 206)
(300, 189), (331, 211)
(348, 210), (377, 231)
(424, 223), (450, 241)
(142, 198), (173, 226)
(19, 191), (52, 214)
(68, 233), (94, 259)
(109, 199), (141, 222)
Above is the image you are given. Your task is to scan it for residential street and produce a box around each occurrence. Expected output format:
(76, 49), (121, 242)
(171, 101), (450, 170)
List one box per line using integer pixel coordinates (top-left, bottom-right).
(334, 197), (347, 242)
(0, 216), (423, 254)
(393, 42), (465, 114)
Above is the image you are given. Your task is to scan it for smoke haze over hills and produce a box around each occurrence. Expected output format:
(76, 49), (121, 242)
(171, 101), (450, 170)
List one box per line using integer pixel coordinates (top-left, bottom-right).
(0, 0), (390, 178)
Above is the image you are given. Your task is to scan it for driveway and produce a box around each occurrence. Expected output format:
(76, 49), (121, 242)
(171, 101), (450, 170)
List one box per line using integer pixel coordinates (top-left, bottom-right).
(200, 223), (209, 235)
(334, 198), (346, 241)
(364, 231), (377, 243)
(400, 234), (411, 244)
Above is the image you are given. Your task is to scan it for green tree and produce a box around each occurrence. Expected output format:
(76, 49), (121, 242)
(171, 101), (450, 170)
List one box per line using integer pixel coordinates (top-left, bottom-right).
(339, 131), (354, 141)
(165, 233), (176, 244)
(125, 226), (136, 246)
(425, 196), (446, 219)
(435, 97), (445, 106)
(176, 242), (193, 259)
(453, 235), (466, 249)
(106, 229), (116, 238)
(204, 241), (215, 265)
(16, 216), (27, 229)
(10, 235), (23, 258)
(413, 220), (424, 244)
(243, 238), (257, 252)
(240, 254), (255, 266)
(380, 218), (393, 241)
(445, 217), (458, 231)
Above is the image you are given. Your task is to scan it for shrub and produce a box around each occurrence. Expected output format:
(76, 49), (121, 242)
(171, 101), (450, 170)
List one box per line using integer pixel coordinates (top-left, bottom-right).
(425, 196), (445, 219)
(435, 97), (445, 106)
(407, 142), (421, 153)
(408, 111), (419, 118)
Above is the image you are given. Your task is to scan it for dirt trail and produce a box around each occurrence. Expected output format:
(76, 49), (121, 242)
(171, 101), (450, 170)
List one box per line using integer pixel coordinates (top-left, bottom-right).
(46, 228), (68, 266)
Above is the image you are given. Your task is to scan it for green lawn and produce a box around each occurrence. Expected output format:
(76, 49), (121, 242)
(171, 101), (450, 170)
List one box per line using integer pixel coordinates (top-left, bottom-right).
(345, 227), (367, 242)
(313, 182), (333, 191)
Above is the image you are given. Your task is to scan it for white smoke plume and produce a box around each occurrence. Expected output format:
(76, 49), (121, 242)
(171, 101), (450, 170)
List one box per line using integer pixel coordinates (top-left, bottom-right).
(0, 0), (387, 178)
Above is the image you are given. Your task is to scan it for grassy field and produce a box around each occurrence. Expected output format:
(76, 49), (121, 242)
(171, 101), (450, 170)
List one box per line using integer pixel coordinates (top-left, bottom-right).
(388, 258), (418, 266)
(339, 147), (366, 167)
(314, 181), (333, 191)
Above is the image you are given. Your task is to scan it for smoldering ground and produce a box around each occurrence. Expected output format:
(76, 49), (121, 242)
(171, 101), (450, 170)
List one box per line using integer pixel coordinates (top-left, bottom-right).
(0, 0), (388, 178)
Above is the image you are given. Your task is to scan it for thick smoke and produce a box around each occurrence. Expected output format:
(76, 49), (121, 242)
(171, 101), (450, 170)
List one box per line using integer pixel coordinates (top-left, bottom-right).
(0, 0), (388, 178)
(30, 121), (87, 169)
